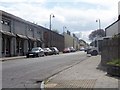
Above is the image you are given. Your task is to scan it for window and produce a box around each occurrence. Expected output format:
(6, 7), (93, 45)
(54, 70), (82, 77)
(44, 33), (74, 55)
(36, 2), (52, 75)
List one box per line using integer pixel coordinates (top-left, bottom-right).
(1, 20), (4, 24)
(5, 21), (8, 25)
(1, 20), (10, 26)
(29, 29), (32, 31)
(29, 27), (34, 32)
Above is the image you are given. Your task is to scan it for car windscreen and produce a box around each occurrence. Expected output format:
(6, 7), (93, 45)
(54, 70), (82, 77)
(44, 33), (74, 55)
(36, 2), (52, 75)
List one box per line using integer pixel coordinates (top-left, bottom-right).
(32, 48), (39, 52)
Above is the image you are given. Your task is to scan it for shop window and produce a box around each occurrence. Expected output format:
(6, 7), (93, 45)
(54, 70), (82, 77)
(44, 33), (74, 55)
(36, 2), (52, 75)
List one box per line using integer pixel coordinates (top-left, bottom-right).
(20, 41), (24, 55)
(16, 40), (19, 53)
(6, 38), (10, 55)
(2, 37), (5, 54)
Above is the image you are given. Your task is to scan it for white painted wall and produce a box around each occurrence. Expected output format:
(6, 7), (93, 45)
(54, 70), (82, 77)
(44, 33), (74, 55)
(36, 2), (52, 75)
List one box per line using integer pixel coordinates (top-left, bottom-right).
(64, 32), (74, 48)
(118, 2), (120, 16)
(106, 21), (118, 37)
(118, 20), (120, 34)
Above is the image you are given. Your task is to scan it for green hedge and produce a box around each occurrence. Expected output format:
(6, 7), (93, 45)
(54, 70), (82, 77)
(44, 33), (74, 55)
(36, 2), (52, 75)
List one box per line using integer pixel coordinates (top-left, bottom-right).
(107, 59), (120, 67)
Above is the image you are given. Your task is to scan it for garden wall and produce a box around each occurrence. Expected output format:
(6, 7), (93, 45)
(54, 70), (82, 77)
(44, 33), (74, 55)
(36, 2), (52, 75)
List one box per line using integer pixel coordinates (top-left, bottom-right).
(101, 36), (120, 66)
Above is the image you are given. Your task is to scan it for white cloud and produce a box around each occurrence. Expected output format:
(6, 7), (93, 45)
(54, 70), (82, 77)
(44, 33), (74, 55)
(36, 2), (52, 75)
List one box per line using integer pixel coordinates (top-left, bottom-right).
(52, 5), (118, 31)
(0, 0), (119, 43)
(76, 0), (119, 6)
(72, 30), (92, 43)
(0, 0), (46, 3)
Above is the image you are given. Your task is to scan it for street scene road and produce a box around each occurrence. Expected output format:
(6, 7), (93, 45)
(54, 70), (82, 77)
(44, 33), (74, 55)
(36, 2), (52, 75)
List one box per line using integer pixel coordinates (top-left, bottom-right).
(2, 51), (88, 88)
(0, 1), (120, 89)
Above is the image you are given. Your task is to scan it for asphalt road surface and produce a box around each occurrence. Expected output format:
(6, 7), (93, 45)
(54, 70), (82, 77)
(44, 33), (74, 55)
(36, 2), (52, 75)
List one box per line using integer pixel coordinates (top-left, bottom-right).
(2, 51), (88, 88)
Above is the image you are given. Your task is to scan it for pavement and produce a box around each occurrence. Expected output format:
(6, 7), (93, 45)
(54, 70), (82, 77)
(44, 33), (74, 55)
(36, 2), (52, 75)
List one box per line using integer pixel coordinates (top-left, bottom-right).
(44, 55), (120, 89)
(1, 54), (120, 89)
(0, 56), (26, 61)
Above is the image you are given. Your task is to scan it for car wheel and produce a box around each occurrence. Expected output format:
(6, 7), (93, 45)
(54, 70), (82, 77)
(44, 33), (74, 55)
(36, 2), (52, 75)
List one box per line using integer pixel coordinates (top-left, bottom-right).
(91, 50), (98, 56)
(37, 53), (40, 57)
(26, 55), (29, 58)
(42, 53), (45, 57)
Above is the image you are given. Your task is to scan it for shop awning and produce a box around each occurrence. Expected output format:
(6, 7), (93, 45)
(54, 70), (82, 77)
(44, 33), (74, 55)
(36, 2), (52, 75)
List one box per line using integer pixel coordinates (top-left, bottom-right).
(1, 30), (16, 37)
(28, 36), (36, 41)
(16, 34), (28, 39)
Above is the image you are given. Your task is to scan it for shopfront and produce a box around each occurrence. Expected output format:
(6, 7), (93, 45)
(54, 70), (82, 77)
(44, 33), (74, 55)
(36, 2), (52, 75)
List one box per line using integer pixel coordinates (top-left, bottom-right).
(1, 31), (15, 57)
(36, 39), (42, 47)
(16, 34), (28, 56)
(28, 37), (36, 51)
(0, 32), (2, 58)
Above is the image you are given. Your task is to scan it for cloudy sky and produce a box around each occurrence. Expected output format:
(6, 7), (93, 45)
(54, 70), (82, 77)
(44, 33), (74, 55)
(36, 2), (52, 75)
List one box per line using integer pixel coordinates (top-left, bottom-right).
(0, 0), (119, 43)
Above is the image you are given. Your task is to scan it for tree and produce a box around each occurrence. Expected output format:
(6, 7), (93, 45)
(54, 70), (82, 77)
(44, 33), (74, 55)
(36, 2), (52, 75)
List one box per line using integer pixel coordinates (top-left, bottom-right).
(89, 29), (105, 40)
(52, 29), (59, 34)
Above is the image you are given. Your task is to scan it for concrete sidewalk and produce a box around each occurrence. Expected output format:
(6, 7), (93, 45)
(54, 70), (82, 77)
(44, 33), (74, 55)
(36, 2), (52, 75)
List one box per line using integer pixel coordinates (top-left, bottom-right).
(0, 56), (26, 61)
(44, 55), (120, 89)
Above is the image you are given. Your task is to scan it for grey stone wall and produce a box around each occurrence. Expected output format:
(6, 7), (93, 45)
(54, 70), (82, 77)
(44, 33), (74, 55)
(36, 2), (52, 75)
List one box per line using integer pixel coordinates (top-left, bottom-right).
(0, 33), (2, 58)
(101, 37), (120, 66)
(0, 11), (2, 58)
(14, 20), (27, 35)
(0, 10), (65, 57)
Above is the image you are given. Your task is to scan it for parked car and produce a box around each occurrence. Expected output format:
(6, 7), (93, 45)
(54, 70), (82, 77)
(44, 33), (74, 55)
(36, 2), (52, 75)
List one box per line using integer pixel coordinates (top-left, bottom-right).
(50, 47), (59, 54)
(87, 48), (98, 56)
(69, 47), (76, 52)
(26, 47), (44, 58)
(84, 48), (88, 52)
(63, 48), (71, 53)
(43, 48), (53, 55)
(80, 47), (85, 51)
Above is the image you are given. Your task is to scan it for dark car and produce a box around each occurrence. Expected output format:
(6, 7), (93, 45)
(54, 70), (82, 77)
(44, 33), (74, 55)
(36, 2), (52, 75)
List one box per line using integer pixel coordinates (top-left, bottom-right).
(63, 48), (71, 53)
(50, 47), (59, 55)
(43, 48), (53, 55)
(26, 47), (44, 58)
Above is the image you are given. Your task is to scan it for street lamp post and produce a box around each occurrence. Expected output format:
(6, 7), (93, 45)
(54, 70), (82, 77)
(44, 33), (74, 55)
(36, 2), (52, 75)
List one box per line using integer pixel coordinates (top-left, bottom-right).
(49, 14), (55, 47)
(63, 26), (66, 33)
(96, 19), (101, 30)
(50, 14), (55, 30)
